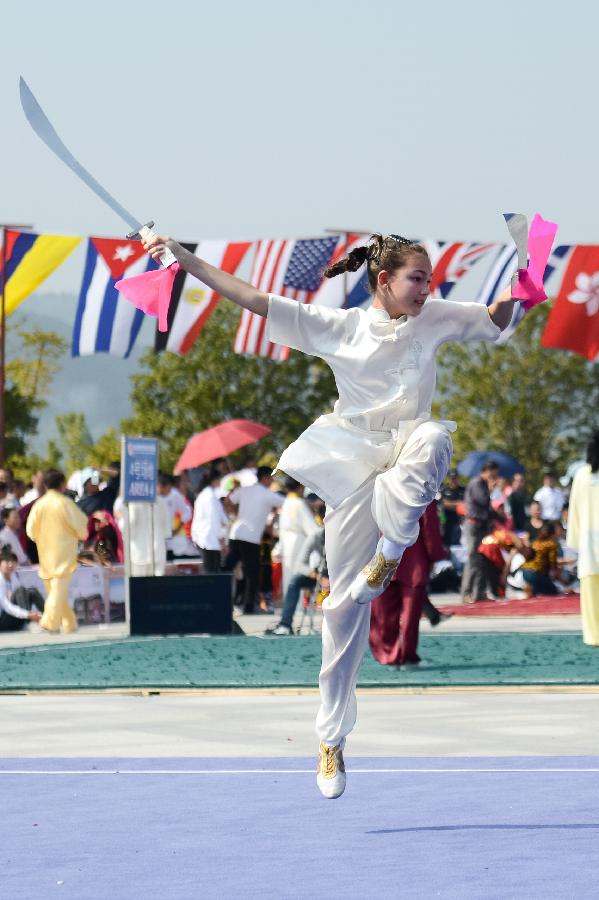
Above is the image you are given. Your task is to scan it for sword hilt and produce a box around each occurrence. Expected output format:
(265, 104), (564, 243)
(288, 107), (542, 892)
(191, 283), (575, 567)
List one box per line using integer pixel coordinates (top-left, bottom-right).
(127, 222), (177, 268)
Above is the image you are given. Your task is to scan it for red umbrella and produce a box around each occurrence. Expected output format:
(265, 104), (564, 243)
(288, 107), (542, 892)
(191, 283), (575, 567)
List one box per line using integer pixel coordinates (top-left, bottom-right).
(174, 419), (272, 474)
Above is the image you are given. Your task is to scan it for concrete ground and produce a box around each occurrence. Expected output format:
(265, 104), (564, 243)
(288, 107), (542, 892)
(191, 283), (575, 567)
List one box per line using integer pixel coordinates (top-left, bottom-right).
(1, 689), (598, 758)
(2, 591), (595, 760)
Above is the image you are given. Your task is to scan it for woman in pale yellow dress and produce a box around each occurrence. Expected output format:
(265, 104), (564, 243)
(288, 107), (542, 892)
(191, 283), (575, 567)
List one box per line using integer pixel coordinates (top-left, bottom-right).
(566, 431), (599, 646)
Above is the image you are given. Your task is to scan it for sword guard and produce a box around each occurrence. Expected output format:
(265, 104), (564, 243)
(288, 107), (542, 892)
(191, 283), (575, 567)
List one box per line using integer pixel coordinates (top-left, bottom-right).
(127, 221), (177, 268)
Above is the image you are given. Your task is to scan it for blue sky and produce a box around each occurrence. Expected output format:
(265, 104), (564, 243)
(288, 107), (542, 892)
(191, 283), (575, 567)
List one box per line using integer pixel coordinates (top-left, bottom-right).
(3, 0), (598, 246)
(1, 0), (598, 449)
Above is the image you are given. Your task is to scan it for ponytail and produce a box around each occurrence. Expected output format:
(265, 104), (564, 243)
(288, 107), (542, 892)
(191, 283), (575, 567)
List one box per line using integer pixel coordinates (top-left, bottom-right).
(323, 245), (369, 279)
(323, 232), (429, 293)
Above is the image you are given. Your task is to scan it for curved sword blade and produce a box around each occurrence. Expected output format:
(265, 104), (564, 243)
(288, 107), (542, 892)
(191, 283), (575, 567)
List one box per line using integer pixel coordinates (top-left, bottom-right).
(19, 77), (141, 232)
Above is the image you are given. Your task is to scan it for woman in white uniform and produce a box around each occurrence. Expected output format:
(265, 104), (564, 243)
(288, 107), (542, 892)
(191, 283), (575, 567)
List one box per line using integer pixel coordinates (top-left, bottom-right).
(142, 231), (516, 799)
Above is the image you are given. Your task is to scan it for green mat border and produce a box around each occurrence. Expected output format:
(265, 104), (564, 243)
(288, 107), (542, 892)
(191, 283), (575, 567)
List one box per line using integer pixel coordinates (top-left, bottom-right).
(2, 631), (599, 692)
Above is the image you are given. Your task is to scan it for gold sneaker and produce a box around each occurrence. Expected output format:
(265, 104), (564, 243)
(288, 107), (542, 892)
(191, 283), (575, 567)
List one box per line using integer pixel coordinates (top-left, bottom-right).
(350, 537), (402, 605)
(316, 742), (346, 799)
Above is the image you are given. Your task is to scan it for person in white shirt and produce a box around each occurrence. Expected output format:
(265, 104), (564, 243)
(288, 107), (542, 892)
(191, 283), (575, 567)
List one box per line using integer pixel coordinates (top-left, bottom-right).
(142, 228), (518, 799)
(231, 456), (258, 488)
(0, 507), (29, 565)
(21, 470), (45, 507)
(67, 468), (87, 499)
(278, 478), (322, 595)
(0, 468), (18, 508)
(225, 467), (284, 613)
(191, 467), (229, 573)
(157, 473), (194, 559)
(533, 472), (565, 522)
(0, 549), (42, 631)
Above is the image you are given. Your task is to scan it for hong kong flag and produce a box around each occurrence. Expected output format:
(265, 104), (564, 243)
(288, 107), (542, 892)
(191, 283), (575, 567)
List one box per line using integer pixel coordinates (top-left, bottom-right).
(541, 245), (599, 361)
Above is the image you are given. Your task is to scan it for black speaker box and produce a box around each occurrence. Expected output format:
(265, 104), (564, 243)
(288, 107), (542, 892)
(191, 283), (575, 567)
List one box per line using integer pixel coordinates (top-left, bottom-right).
(129, 574), (233, 635)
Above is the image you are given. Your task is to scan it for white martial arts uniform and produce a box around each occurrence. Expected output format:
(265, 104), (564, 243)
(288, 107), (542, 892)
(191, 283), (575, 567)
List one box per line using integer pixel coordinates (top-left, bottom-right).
(267, 293), (501, 745)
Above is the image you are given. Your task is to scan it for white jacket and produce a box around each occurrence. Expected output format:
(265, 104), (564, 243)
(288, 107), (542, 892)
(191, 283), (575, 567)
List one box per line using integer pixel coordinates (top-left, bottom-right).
(266, 294), (500, 508)
(566, 464), (599, 579)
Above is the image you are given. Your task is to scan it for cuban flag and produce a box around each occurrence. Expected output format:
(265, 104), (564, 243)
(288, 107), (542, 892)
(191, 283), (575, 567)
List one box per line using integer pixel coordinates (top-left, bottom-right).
(72, 237), (158, 358)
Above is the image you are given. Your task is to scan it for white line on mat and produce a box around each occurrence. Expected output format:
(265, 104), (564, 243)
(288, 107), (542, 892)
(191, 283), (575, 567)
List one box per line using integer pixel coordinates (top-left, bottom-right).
(2, 767), (599, 776)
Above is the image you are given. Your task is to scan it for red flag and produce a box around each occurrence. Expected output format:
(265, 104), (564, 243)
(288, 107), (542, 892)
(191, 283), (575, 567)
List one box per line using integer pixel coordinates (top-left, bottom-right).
(541, 246), (599, 361)
(155, 240), (252, 354)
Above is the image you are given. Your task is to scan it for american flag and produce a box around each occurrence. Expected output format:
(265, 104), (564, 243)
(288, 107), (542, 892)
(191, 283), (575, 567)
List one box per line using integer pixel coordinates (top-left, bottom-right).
(234, 236), (338, 359)
(310, 233), (370, 310)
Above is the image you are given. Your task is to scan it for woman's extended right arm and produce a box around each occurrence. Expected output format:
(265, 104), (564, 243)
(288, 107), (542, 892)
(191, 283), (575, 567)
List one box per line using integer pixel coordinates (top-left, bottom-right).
(142, 234), (269, 318)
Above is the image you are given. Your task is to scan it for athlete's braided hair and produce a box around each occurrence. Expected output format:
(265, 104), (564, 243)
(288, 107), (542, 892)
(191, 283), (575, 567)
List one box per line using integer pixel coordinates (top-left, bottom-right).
(323, 234), (430, 293)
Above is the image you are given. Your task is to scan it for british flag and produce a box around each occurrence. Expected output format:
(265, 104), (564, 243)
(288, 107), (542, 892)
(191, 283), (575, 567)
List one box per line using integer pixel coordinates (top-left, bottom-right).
(477, 242), (573, 343)
(234, 236), (338, 359)
(426, 241), (498, 299)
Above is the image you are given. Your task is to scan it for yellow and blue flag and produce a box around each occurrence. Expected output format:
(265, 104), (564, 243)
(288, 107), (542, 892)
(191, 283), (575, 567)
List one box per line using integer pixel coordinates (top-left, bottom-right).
(0, 229), (81, 314)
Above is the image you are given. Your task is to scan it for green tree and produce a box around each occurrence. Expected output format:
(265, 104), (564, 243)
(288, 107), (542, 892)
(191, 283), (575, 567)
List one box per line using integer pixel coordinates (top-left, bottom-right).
(7, 328), (69, 411)
(55, 412), (93, 473)
(433, 302), (599, 487)
(123, 302), (337, 471)
(89, 427), (121, 466)
(9, 440), (62, 483)
(3, 385), (38, 460)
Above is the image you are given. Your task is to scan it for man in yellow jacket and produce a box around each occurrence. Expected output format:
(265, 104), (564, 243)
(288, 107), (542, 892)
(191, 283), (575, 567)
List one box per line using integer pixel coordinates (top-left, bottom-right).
(26, 469), (89, 634)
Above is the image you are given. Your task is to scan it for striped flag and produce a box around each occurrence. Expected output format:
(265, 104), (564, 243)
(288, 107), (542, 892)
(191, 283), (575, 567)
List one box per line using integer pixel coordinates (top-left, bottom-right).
(0, 229), (81, 314)
(474, 244), (520, 342)
(72, 237), (158, 358)
(155, 240), (252, 354)
(476, 244), (516, 308)
(234, 236), (339, 359)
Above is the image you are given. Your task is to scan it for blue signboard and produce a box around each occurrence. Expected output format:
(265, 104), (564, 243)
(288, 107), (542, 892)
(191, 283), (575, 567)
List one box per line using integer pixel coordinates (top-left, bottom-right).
(122, 437), (158, 503)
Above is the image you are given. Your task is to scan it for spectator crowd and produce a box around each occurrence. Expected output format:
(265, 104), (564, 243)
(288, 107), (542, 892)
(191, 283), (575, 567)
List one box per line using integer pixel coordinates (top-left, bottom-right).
(0, 442), (594, 654)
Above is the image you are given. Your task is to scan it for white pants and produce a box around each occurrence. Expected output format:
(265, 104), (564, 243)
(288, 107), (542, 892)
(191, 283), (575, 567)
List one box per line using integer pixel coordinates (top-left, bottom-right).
(315, 421), (452, 746)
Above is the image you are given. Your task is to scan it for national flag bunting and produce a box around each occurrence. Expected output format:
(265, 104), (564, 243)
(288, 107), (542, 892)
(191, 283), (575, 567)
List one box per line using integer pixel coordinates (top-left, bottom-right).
(475, 242), (572, 343)
(72, 237), (158, 358)
(476, 244), (516, 309)
(541, 245), (599, 361)
(155, 240), (251, 354)
(234, 237), (339, 359)
(0, 229), (81, 314)
(310, 233), (370, 310)
(427, 241), (497, 299)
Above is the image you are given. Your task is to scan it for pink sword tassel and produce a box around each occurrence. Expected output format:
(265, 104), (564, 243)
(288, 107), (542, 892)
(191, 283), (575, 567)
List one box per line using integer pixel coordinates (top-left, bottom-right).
(115, 262), (179, 333)
(510, 213), (559, 310)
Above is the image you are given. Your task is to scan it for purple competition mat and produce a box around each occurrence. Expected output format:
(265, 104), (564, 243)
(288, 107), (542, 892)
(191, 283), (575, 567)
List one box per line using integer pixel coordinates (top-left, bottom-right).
(4, 756), (599, 899)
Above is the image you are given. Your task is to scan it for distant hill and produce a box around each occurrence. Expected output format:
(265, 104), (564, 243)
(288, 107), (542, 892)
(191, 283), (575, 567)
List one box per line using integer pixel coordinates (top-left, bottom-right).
(6, 291), (155, 453)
